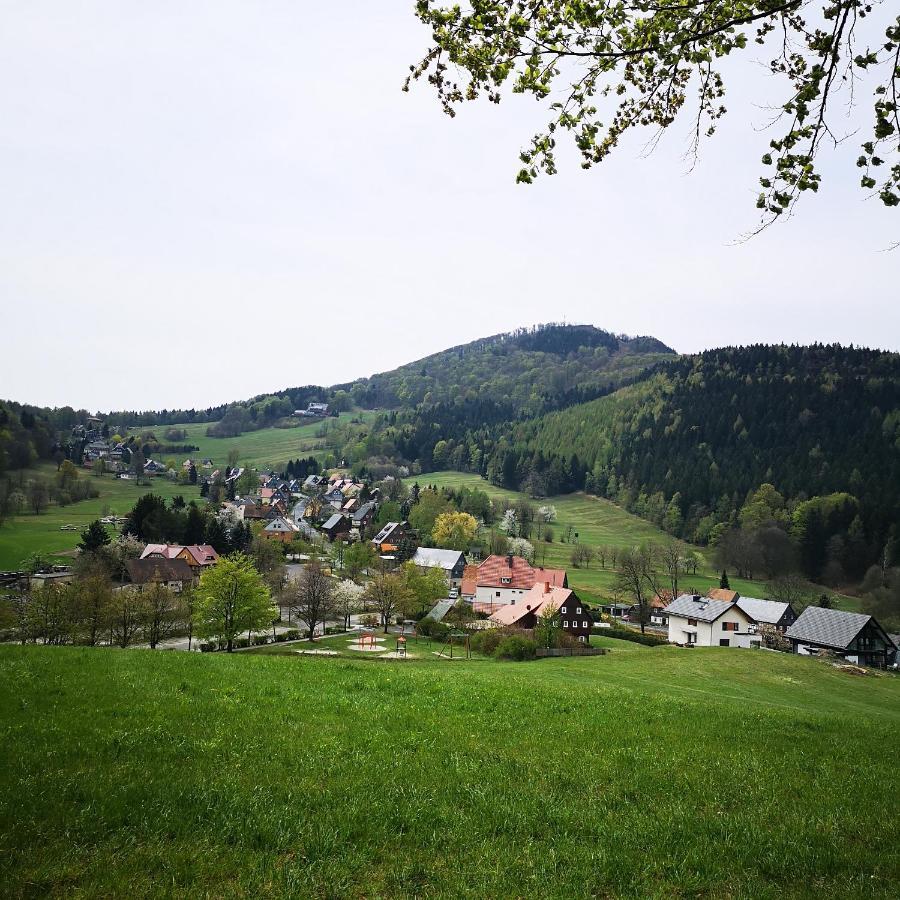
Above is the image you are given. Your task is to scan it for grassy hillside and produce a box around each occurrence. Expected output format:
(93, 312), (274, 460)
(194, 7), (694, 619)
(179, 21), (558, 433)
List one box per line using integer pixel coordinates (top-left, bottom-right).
(409, 472), (862, 611)
(170, 410), (378, 470)
(0, 645), (897, 897)
(0, 465), (203, 570)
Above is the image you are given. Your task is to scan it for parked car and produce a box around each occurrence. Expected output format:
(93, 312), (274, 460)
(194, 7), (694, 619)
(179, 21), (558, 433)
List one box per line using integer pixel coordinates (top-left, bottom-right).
(448, 588), (459, 600)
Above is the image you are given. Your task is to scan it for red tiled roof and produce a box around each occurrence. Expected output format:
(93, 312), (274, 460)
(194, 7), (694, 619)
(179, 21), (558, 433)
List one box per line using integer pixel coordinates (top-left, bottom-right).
(180, 545), (219, 566)
(489, 584), (574, 627)
(461, 564), (479, 597)
(475, 555), (566, 590)
(707, 588), (739, 602)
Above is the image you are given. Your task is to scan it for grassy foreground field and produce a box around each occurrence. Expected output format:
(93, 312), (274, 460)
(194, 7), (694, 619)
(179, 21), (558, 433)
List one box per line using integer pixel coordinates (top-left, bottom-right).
(411, 472), (862, 611)
(0, 645), (898, 898)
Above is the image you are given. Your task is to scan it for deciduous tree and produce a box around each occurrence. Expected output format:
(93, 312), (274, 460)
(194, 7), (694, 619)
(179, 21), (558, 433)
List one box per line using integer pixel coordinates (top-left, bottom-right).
(285, 560), (336, 640)
(194, 553), (275, 651)
(408, 1), (900, 228)
(431, 510), (478, 550)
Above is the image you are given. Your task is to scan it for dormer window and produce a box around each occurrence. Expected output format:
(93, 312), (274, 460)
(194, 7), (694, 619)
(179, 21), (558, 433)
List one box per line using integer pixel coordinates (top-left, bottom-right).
(501, 577), (511, 585)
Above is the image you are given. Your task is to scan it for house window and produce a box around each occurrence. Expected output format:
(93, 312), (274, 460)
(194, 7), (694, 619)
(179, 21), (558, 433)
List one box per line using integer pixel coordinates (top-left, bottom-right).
(719, 638), (730, 647)
(576, 607), (582, 614)
(688, 618), (698, 626)
(578, 635), (586, 643)
(722, 622), (738, 632)
(563, 621), (568, 628)
(583, 620), (588, 628)
(501, 577), (511, 585)
(495, 591), (501, 598)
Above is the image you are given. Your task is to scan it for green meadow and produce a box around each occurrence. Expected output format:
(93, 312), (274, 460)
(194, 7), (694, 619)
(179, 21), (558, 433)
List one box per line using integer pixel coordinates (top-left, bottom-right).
(0, 645), (897, 897)
(171, 409), (378, 471)
(408, 472), (862, 611)
(0, 465), (203, 570)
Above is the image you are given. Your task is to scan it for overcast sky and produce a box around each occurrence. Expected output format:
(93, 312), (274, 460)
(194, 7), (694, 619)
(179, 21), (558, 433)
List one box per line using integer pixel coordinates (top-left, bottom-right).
(1, 2), (897, 412)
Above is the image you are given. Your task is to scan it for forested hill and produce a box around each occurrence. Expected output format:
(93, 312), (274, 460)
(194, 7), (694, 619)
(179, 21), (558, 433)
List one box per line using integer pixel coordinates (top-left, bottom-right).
(341, 324), (675, 413)
(477, 344), (900, 573)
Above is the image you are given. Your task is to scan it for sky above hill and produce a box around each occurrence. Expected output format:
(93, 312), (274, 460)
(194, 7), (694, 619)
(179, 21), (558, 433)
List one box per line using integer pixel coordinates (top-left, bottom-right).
(1, 2), (897, 411)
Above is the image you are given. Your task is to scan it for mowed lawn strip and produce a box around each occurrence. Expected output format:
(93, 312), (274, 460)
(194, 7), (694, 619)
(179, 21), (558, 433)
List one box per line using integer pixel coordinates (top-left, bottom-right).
(410, 471), (862, 611)
(0, 645), (897, 898)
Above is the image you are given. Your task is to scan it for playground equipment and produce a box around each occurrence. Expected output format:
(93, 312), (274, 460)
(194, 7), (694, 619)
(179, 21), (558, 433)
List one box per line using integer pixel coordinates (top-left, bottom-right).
(438, 631), (471, 660)
(396, 635), (407, 658)
(358, 631), (377, 649)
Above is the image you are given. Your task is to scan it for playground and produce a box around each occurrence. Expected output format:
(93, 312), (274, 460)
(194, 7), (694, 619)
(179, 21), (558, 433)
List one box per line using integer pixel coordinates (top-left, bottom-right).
(248, 628), (477, 662)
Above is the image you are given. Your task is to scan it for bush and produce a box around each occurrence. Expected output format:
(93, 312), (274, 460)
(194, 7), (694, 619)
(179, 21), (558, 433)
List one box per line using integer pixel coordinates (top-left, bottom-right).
(274, 633), (288, 642)
(469, 628), (505, 656)
(495, 635), (538, 661)
(601, 626), (668, 647)
(234, 637), (250, 649)
(199, 642), (216, 653)
(416, 618), (450, 640)
(284, 629), (300, 641)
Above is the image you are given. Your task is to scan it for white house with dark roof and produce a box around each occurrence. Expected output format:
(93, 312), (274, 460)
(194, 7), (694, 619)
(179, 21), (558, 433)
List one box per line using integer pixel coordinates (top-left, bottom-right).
(663, 593), (796, 648)
(786, 607), (897, 668)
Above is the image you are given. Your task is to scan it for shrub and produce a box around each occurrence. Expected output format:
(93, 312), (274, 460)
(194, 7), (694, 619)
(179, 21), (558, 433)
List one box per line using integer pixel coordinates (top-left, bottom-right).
(274, 633), (288, 642)
(469, 628), (505, 656)
(284, 629), (300, 641)
(234, 637), (250, 649)
(495, 635), (538, 661)
(199, 642), (216, 653)
(601, 626), (668, 647)
(416, 618), (450, 640)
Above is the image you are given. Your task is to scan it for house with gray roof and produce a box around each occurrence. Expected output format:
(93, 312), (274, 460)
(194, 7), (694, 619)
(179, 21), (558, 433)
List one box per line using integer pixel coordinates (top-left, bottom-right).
(411, 548), (467, 587)
(785, 607), (896, 668)
(664, 593), (796, 648)
(321, 513), (351, 542)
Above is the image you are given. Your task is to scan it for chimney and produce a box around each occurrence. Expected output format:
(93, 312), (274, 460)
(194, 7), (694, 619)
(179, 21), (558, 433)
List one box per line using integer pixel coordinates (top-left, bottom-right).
(543, 581), (550, 594)
(506, 554), (513, 569)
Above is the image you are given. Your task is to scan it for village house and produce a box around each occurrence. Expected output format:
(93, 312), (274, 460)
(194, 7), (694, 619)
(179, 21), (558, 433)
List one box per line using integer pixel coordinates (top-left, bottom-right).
(663, 593), (796, 648)
(125, 557), (194, 592)
(786, 607), (897, 668)
(324, 486), (346, 509)
(411, 548), (467, 588)
(466, 554), (567, 611)
(321, 513), (351, 542)
(351, 501), (377, 533)
(140, 544), (219, 577)
(371, 521), (411, 554)
(262, 516), (300, 543)
(489, 583), (591, 644)
(294, 402), (329, 418)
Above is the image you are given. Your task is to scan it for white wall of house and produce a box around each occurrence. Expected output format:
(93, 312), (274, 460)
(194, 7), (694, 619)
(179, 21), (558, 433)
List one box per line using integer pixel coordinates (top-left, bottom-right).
(474, 585), (529, 607)
(668, 607), (760, 648)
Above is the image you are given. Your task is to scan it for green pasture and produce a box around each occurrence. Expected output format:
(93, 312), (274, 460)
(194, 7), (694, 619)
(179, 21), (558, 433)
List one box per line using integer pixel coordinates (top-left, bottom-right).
(0, 465), (203, 570)
(0, 645), (897, 897)
(169, 409), (378, 471)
